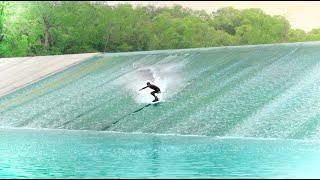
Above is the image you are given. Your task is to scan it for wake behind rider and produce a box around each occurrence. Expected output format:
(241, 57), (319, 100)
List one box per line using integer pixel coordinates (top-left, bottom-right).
(139, 82), (161, 102)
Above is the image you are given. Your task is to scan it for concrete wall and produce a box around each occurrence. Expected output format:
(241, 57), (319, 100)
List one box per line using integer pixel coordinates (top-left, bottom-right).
(0, 53), (98, 97)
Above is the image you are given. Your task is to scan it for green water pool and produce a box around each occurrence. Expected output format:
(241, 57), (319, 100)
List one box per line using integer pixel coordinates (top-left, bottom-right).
(1, 128), (319, 178)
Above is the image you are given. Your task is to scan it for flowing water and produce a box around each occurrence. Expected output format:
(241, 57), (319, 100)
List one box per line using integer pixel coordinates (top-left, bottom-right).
(1, 42), (320, 178)
(1, 128), (320, 178)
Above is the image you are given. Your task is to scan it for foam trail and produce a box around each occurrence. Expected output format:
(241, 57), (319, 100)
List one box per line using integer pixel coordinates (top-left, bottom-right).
(2, 42), (320, 140)
(113, 59), (187, 104)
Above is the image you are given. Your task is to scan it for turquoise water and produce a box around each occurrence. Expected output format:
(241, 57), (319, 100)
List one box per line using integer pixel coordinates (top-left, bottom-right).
(1, 42), (320, 139)
(1, 128), (320, 178)
(2, 42), (320, 178)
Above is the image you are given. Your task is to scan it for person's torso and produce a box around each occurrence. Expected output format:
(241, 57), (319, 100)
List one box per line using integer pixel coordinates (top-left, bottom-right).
(149, 84), (160, 91)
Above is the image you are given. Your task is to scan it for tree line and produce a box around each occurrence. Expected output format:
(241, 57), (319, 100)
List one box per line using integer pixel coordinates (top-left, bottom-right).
(0, 1), (319, 58)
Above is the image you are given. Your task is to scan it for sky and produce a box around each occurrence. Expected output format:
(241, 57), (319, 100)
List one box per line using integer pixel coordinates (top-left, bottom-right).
(105, 1), (320, 32)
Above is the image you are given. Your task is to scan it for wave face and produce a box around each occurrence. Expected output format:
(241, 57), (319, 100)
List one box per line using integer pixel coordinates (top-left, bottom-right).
(1, 42), (320, 140)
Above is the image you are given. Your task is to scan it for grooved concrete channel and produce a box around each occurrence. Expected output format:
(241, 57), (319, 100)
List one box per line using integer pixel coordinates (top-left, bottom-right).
(0, 53), (99, 97)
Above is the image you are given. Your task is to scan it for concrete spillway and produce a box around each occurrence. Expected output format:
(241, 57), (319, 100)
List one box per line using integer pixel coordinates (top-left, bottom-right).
(1, 42), (320, 140)
(0, 53), (98, 97)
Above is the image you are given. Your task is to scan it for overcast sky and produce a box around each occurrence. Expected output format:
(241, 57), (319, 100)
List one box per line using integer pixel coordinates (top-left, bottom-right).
(105, 1), (320, 32)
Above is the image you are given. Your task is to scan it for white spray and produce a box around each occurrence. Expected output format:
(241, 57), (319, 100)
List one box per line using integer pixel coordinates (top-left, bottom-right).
(112, 59), (187, 104)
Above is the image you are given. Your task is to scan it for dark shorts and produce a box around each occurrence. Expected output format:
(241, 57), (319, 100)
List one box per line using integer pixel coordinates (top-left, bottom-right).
(152, 90), (160, 94)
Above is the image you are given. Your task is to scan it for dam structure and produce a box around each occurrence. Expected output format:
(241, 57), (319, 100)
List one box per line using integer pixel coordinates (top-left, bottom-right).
(1, 42), (320, 140)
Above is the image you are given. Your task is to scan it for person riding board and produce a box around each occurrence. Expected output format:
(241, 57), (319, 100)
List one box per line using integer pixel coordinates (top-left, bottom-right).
(139, 82), (161, 102)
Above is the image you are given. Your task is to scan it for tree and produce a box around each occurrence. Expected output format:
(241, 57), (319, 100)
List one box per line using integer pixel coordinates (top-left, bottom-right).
(0, 1), (5, 42)
(0, 2), (318, 58)
(211, 7), (242, 35)
(24, 1), (59, 53)
(288, 29), (307, 42)
(306, 29), (320, 41)
(235, 8), (290, 44)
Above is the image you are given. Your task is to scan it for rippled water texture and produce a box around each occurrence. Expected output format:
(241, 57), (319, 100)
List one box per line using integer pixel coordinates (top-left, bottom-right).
(1, 129), (320, 178)
(2, 42), (320, 178)
(1, 42), (320, 139)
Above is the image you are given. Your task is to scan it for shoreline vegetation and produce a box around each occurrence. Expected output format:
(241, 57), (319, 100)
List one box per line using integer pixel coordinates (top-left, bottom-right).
(0, 1), (319, 58)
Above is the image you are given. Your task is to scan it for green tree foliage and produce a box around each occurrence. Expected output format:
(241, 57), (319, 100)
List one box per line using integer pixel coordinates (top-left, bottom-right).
(235, 9), (290, 44)
(306, 29), (320, 41)
(0, 2), (30, 57)
(288, 29), (307, 42)
(212, 7), (242, 35)
(0, 1), (4, 41)
(0, 2), (319, 58)
(0, 1), (12, 56)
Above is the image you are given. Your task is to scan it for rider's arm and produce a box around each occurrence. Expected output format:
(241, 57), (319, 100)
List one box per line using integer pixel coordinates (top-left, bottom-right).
(139, 86), (147, 91)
